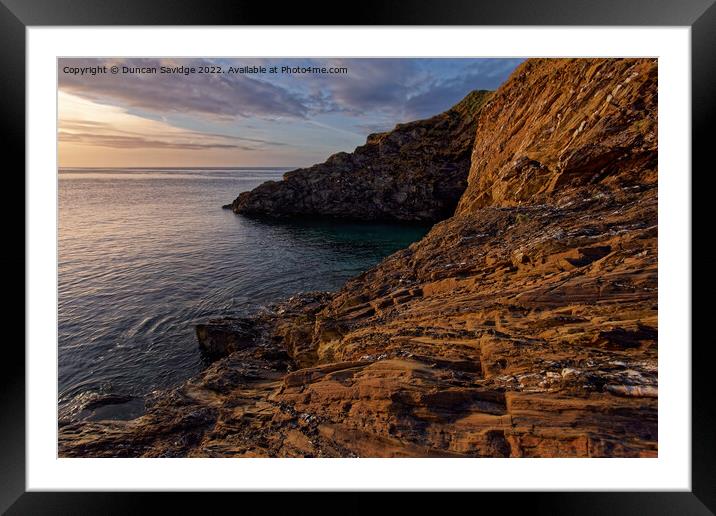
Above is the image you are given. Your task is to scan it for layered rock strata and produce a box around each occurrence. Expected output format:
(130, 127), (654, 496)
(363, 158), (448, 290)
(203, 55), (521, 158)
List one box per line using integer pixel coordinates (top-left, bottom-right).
(60, 58), (658, 458)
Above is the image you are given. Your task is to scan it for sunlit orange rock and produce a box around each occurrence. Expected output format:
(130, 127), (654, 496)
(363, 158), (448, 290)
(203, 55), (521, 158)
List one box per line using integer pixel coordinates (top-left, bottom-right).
(60, 58), (658, 458)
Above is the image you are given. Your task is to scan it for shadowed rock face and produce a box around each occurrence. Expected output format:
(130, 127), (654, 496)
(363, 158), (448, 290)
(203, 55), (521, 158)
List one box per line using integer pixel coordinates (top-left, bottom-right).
(60, 58), (658, 458)
(227, 90), (493, 223)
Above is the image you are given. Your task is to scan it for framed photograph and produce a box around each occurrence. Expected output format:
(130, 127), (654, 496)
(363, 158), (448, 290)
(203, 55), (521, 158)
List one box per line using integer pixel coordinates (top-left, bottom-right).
(4, 0), (712, 511)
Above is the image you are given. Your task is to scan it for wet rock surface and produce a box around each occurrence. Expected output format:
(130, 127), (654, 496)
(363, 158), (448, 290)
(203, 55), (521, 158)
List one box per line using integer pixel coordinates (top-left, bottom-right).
(227, 90), (492, 223)
(60, 58), (658, 458)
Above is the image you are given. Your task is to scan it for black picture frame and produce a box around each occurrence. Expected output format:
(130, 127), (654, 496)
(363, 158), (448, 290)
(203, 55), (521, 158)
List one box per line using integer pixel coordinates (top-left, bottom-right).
(2, 0), (712, 512)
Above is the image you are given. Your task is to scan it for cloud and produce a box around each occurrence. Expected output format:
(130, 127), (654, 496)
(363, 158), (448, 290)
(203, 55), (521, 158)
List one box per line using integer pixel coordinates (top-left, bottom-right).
(59, 58), (311, 119)
(274, 58), (524, 120)
(59, 58), (523, 123)
(58, 91), (285, 151)
(307, 59), (419, 114)
(57, 58), (524, 166)
(58, 132), (252, 150)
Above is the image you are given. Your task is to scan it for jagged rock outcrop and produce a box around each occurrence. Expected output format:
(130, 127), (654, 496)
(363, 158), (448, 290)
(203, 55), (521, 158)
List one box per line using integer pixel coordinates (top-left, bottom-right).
(456, 58), (656, 213)
(226, 90), (492, 222)
(60, 58), (658, 458)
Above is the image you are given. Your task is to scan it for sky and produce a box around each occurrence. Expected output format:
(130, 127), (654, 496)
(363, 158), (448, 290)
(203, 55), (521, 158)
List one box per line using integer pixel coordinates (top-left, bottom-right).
(58, 58), (523, 168)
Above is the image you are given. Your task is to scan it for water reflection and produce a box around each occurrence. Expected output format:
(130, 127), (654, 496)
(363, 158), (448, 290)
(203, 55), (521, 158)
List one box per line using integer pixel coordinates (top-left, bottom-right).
(58, 168), (428, 421)
(241, 215), (429, 254)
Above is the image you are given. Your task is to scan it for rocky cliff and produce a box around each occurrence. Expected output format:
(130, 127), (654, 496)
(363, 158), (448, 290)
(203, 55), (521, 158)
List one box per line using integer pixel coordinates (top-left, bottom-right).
(457, 58), (656, 213)
(226, 90), (492, 222)
(60, 58), (658, 458)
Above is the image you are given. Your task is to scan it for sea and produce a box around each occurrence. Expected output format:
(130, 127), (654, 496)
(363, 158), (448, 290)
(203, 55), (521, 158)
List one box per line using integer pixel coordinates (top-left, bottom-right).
(58, 168), (428, 421)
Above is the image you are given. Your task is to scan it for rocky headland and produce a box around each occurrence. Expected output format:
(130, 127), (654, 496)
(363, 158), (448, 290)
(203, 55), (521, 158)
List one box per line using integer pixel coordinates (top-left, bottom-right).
(225, 89), (492, 223)
(60, 58), (658, 458)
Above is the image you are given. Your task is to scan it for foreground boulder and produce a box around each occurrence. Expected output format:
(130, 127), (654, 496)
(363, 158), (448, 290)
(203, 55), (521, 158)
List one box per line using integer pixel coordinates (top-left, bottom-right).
(195, 318), (260, 358)
(226, 90), (492, 223)
(60, 58), (658, 458)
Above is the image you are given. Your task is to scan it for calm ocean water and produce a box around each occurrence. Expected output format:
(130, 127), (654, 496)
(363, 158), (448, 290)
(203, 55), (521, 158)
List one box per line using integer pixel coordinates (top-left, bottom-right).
(58, 168), (428, 420)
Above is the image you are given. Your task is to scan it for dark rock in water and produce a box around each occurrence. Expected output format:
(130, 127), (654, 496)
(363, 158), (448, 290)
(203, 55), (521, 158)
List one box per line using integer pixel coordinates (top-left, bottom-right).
(195, 318), (259, 358)
(227, 90), (492, 223)
(195, 292), (334, 363)
(86, 397), (145, 421)
(59, 392), (144, 424)
(83, 393), (135, 411)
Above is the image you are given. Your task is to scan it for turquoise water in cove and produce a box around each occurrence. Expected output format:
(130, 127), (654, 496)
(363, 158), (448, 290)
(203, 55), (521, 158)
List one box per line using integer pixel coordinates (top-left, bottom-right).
(58, 168), (428, 420)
